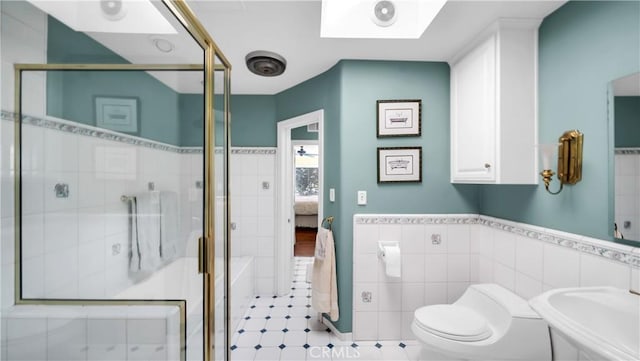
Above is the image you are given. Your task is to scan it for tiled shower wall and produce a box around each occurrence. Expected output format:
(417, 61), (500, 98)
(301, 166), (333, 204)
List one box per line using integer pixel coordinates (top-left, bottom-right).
(0, 114), (202, 302)
(615, 150), (640, 241)
(230, 149), (276, 296)
(352, 214), (640, 342)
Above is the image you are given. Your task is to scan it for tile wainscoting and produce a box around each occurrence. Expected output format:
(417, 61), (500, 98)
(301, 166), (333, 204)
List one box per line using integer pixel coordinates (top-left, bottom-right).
(352, 213), (639, 343)
(229, 148), (276, 296)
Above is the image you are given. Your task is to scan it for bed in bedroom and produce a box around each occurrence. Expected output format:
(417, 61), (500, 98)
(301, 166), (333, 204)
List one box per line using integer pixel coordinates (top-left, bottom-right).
(294, 195), (318, 228)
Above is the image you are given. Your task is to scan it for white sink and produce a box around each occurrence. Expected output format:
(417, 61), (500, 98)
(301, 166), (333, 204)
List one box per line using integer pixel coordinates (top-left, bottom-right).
(530, 287), (640, 361)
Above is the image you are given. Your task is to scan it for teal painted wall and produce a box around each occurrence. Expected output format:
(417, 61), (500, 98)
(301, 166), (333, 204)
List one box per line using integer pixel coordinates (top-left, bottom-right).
(47, 16), (125, 64)
(335, 60), (478, 332)
(230, 95), (277, 147)
(275, 63), (345, 328)
(274, 60), (478, 333)
(49, 70), (181, 145)
(179, 94), (205, 147)
(480, 1), (640, 241)
(614, 96), (640, 148)
(291, 125), (319, 140)
(180, 94), (276, 147)
(46, 16), (195, 146)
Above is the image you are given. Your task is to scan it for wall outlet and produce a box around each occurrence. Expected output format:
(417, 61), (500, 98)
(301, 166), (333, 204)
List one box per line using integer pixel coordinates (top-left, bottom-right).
(357, 190), (367, 205)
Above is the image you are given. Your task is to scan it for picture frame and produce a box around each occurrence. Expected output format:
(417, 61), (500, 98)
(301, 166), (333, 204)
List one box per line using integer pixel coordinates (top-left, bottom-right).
(95, 96), (140, 134)
(376, 99), (421, 137)
(377, 146), (422, 183)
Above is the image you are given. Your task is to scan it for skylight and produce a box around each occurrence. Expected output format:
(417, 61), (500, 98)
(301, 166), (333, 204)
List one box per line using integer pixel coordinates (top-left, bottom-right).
(321, 0), (447, 39)
(28, 0), (177, 34)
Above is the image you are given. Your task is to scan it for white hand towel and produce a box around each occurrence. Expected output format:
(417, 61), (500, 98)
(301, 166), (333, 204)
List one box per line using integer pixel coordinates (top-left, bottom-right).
(160, 191), (179, 261)
(314, 227), (328, 260)
(129, 192), (161, 272)
(311, 228), (339, 321)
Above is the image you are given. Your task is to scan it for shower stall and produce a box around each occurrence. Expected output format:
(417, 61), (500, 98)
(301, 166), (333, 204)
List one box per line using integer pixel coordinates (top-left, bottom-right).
(0, 1), (231, 360)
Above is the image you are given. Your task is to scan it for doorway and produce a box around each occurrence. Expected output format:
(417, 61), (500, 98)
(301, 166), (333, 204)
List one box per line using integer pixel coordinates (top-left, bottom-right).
(292, 141), (320, 257)
(275, 110), (324, 296)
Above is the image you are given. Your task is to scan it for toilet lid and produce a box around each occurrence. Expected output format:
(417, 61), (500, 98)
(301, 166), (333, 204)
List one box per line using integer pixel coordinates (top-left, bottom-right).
(414, 305), (493, 342)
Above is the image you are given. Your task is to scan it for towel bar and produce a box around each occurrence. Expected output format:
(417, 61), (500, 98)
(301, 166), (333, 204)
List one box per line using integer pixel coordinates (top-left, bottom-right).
(322, 216), (334, 230)
(121, 195), (135, 202)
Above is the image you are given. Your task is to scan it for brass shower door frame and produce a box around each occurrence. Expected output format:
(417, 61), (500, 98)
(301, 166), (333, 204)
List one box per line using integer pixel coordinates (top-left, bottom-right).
(12, 2), (232, 361)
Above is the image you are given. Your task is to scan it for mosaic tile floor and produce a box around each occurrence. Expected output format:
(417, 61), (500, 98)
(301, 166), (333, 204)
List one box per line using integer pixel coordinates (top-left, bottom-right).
(231, 257), (421, 361)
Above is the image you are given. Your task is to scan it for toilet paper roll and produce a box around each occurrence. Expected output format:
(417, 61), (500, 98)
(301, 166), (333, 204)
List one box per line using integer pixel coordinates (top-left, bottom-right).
(383, 245), (401, 278)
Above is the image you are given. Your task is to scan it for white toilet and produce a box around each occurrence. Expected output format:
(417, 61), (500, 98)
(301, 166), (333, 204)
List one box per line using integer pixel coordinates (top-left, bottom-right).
(411, 284), (551, 361)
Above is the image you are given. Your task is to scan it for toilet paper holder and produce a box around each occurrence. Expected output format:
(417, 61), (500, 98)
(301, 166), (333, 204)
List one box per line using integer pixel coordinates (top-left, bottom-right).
(378, 241), (399, 260)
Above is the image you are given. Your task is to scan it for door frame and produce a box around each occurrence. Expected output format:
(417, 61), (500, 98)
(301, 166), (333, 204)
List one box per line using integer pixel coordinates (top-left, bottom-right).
(275, 109), (324, 295)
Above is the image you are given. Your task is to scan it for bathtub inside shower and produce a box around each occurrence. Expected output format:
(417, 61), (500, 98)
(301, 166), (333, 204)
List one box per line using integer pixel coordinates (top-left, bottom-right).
(115, 252), (254, 359)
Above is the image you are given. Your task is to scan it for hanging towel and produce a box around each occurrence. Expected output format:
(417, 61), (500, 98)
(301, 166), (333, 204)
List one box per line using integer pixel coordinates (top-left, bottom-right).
(129, 192), (162, 272)
(159, 191), (179, 261)
(312, 227), (339, 321)
(314, 226), (328, 260)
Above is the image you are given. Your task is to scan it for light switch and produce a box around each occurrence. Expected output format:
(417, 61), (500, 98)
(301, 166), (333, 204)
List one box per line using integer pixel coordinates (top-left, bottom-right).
(329, 188), (335, 202)
(357, 190), (367, 205)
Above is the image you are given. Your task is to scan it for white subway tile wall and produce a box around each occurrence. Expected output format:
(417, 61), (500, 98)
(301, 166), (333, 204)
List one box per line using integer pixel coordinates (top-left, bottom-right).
(7, 120), (201, 300)
(230, 149), (276, 296)
(353, 214), (639, 342)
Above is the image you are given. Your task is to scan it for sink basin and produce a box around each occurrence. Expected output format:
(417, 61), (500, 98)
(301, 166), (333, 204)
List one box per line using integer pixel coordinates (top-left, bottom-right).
(530, 287), (640, 361)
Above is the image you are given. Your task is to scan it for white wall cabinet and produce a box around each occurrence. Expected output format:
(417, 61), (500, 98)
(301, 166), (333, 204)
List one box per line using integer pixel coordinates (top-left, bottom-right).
(450, 19), (540, 184)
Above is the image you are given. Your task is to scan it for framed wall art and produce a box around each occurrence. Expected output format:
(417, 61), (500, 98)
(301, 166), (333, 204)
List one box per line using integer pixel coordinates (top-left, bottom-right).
(95, 96), (140, 134)
(377, 146), (422, 183)
(376, 99), (421, 137)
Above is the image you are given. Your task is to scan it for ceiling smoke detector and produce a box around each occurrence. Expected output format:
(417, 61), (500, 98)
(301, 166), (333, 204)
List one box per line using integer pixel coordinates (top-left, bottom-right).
(245, 50), (287, 77)
(150, 37), (174, 53)
(372, 0), (397, 27)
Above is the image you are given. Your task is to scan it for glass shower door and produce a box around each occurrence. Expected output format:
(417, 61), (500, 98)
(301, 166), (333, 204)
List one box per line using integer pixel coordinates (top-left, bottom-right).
(1, 1), (231, 360)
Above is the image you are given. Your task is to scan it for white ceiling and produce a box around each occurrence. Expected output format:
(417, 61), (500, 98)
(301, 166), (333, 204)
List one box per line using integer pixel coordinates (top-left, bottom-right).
(73, 0), (567, 95)
(187, 0), (567, 95)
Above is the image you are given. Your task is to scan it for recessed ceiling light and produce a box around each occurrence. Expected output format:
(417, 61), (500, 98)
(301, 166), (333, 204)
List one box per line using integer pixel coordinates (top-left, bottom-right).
(321, 0), (447, 39)
(150, 37), (174, 53)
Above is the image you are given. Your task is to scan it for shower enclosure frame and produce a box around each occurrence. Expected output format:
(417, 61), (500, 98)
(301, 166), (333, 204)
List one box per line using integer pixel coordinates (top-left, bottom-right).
(11, 1), (232, 361)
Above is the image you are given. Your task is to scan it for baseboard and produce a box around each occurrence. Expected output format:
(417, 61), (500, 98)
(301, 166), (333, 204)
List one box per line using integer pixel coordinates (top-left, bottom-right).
(321, 315), (352, 341)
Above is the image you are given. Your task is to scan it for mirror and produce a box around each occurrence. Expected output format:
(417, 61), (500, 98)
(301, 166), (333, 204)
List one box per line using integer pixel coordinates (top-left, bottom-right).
(611, 72), (640, 243)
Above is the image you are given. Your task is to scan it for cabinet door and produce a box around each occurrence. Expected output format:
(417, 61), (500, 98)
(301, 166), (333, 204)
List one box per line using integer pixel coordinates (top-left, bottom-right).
(451, 35), (496, 183)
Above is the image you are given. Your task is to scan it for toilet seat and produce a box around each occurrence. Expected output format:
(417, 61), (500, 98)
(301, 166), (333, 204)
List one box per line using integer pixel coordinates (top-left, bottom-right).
(414, 305), (493, 342)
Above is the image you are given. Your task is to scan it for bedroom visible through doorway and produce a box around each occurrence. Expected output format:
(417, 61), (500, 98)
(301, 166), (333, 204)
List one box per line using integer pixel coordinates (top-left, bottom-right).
(293, 142), (319, 256)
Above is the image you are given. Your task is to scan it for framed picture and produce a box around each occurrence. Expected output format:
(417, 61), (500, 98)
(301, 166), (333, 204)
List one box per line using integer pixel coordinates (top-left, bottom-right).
(377, 147), (422, 183)
(376, 99), (421, 137)
(95, 96), (139, 134)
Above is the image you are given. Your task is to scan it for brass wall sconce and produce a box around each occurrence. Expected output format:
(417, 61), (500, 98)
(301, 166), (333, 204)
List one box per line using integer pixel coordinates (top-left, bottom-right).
(539, 130), (584, 195)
